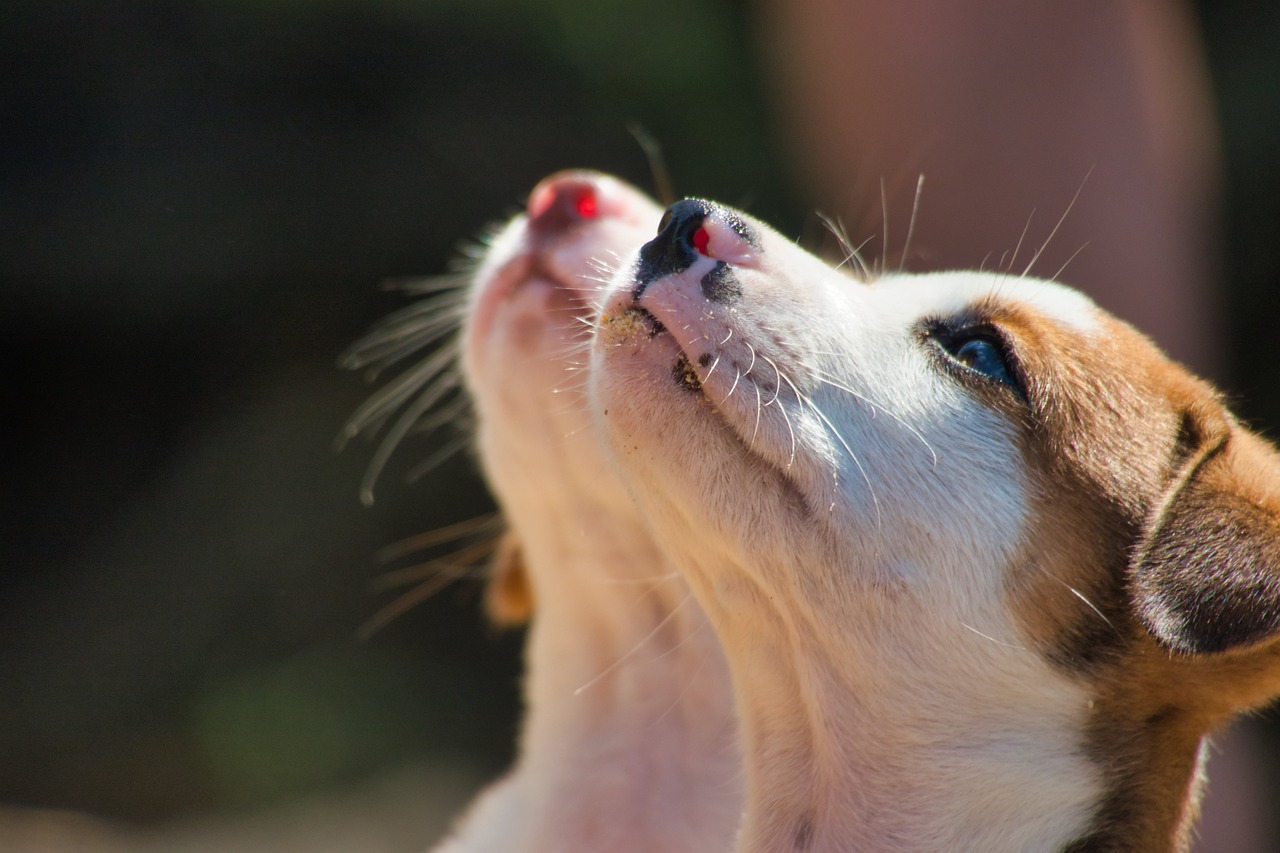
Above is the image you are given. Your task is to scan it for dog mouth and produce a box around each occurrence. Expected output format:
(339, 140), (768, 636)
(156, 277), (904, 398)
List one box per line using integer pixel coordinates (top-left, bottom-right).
(595, 197), (842, 519)
(603, 304), (708, 395)
(672, 351), (704, 393)
(610, 305), (669, 340)
(602, 285), (816, 491)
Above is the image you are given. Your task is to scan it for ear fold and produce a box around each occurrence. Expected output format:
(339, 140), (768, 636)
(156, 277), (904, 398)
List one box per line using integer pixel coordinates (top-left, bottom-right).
(1132, 410), (1280, 655)
(484, 530), (535, 626)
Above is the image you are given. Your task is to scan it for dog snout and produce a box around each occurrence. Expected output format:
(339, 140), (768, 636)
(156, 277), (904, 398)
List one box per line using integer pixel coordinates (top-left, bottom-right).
(526, 171), (602, 237)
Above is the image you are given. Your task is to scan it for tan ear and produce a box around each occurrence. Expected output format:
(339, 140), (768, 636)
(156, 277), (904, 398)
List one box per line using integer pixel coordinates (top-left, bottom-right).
(1132, 408), (1280, 656)
(483, 531), (534, 626)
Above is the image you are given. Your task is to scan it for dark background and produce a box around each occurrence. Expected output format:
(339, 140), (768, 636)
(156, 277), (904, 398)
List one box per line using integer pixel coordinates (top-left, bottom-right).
(2, 1), (1278, 848)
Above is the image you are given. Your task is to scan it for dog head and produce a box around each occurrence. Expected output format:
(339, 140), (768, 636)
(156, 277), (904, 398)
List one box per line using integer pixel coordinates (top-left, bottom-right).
(590, 197), (1280, 849)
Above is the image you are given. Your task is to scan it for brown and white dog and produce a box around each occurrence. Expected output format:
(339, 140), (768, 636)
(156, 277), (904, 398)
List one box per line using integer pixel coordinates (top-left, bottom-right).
(589, 197), (1280, 851)
(347, 173), (740, 851)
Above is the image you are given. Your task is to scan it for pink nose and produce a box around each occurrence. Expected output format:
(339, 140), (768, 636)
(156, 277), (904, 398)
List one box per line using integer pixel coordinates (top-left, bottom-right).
(526, 171), (602, 235)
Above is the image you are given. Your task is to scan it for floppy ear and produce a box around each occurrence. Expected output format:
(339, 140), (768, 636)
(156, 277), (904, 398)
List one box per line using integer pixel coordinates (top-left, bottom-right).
(484, 530), (535, 626)
(1132, 408), (1280, 656)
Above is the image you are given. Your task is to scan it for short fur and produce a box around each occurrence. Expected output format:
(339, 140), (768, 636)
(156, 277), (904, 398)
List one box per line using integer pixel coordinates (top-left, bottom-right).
(432, 173), (741, 851)
(589, 195), (1280, 852)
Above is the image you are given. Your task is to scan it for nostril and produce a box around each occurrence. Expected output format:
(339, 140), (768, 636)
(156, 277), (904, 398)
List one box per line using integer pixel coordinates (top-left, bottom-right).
(692, 226), (711, 256)
(574, 189), (598, 218)
(527, 175), (600, 234)
(635, 199), (712, 294)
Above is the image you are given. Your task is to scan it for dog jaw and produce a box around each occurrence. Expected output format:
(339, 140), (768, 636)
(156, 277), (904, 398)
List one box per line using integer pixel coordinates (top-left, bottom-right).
(589, 198), (1280, 851)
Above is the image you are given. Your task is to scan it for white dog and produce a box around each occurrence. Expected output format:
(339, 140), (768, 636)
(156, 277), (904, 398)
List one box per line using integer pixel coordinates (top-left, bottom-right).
(347, 173), (741, 851)
(589, 196), (1280, 851)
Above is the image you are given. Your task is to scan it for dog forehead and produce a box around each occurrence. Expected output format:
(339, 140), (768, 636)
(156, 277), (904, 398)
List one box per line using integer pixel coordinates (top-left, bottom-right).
(875, 270), (1101, 334)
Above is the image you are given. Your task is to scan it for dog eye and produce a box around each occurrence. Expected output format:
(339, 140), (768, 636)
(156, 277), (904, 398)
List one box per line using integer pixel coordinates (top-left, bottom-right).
(950, 336), (1012, 382)
(934, 330), (1021, 393)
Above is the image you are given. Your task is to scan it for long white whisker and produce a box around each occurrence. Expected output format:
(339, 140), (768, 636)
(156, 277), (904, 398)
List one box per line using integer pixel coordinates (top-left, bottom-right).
(405, 433), (472, 484)
(817, 211), (869, 279)
(724, 368), (742, 402)
(1049, 242), (1090, 284)
(353, 318), (466, 379)
(358, 368), (461, 505)
(703, 353), (722, 384)
(961, 623), (1028, 651)
(412, 395), (472, 435)
(898, 173), (925, 273)
(760, 355), (796, 467)
(810, 371), (938, 467)
(338, 344), (459, 448)
(782, 373), (882, 528)
(879, 176), (890, 279)
(1007, 209), (1035, 275)
(1022, 165), (1093, 278)
(1066, 584), (1115, 629)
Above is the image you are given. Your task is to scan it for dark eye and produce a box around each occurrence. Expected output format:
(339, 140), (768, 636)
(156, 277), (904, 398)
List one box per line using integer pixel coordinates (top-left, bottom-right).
(950, 336), (1013, 385)
(931, 327), (1022, 395)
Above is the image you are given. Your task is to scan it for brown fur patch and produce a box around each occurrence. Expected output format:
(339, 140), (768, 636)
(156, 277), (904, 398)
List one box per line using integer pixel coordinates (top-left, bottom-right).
(970, 300), (1280, 850)
(484, 531), (535, 625)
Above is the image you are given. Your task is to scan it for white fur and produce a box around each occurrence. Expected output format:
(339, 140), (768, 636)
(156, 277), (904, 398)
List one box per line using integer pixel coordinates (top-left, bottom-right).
(590, 207), (1107, 851)
(438, 173), (741, 852)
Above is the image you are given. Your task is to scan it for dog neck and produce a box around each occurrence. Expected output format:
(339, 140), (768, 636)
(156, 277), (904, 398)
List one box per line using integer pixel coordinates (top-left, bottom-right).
(692, 552), (1120, 853)
(501, 491), (742, 851)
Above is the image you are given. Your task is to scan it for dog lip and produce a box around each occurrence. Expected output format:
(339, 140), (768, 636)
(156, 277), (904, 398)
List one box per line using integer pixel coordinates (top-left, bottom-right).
(470, 243), (536, 344)
(603, 267), (819, 503)
(471, 237), (606, 347)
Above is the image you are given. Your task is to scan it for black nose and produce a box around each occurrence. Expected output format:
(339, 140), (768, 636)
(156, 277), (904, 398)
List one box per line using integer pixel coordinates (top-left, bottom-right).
(634, 199), (713, 296)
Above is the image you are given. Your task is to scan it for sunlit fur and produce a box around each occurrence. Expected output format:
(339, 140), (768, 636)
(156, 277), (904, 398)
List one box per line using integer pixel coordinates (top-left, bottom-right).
(590, 198), (1280, 852)
(353, 172), (741, 852)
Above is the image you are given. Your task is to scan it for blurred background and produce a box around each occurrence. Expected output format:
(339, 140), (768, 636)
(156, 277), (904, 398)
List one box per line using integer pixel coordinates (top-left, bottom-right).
(2, 1), (1278, 850)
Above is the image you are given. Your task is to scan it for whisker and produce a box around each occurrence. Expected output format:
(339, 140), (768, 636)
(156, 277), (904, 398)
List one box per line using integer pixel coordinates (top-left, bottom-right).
(817, 211), (871, 279)
(594, 570), (683, 586)
(627, 121), (676, 206)
(405, 432), (473, 485)
(359, 369), (462, 506)
(781, 371), (882, 528)
(374, 538), (501, 591)
(703, 353), (722, 384)
(1007, 209), (1036, 276)
(411, 394), (472, 435)
(724, 368), (742, 403)
(961, 623), (1028, 651)
(380, 272), (471, 296)
(359, 566), (473, 641)
(353, 319), (466, 380)
(339, 300), (466, 370)
(749, 383), (763, 450)
(760, 354), (796, 468)
(810, 371), (938, 467)
(1066, 584), (1115, 630)
(898, 173), (925, 273)
(1049, 241), (1090, 284)
(338, 344), (459, 448)
(376, 513), (504, 562)
(879, 176), (890, 278)
(1022, 165), (1093, 278)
